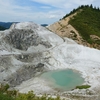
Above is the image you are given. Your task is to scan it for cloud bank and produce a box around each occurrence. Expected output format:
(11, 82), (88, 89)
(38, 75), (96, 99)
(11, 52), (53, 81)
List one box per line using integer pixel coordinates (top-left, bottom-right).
(0, 0), (99, 24)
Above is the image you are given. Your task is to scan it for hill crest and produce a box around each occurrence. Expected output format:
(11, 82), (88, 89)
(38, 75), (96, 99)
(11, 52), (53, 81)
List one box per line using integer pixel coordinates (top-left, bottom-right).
(48, 5), (100, 50)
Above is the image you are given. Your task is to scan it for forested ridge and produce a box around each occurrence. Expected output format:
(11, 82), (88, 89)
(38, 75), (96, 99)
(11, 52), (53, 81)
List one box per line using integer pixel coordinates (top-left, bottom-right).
(63, 5), (100, 44)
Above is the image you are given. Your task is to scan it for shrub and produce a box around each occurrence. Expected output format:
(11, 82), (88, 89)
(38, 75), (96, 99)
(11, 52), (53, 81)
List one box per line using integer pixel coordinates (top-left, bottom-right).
(75, 85), (91, 89)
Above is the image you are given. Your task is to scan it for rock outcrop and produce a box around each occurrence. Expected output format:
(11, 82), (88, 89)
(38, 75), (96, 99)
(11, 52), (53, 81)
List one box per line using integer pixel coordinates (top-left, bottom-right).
(0, 22), (100, 97)
(0, 22), (64, 87)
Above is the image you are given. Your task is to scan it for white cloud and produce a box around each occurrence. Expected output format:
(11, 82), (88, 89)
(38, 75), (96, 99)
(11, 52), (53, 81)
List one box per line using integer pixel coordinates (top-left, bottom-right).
(0, 0), (65, 24)
(31, 0), (95, 9)
(0, 0), (99, 24)
(40, 6), (51, 9)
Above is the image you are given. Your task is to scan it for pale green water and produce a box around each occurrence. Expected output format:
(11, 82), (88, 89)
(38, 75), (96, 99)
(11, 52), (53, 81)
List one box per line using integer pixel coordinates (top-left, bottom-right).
(41, 69), (84, 91)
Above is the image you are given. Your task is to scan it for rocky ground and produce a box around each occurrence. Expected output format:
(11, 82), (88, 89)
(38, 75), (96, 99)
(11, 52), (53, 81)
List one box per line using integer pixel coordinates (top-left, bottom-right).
(0, 22), (100, 100)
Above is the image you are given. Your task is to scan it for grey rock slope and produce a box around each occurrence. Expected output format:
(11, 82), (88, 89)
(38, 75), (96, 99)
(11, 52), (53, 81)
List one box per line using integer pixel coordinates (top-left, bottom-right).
(0, 22), (100, 96)
(0, 22), (64, 86)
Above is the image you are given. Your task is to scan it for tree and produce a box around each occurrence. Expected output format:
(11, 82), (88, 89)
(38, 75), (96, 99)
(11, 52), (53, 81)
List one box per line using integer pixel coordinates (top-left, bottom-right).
(90, 4), (93, 8)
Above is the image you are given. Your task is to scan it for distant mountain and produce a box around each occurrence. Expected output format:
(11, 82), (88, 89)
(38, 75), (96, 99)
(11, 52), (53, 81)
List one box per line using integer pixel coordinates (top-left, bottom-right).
(41, 24), (48, 27)
(48, 5), (100, 50)
(0, 22), (16, 29)
(0, 25), (6, 30)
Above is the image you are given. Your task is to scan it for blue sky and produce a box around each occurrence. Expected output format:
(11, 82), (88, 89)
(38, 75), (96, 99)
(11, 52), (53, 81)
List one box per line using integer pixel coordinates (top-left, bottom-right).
(0, 0), (100, 24)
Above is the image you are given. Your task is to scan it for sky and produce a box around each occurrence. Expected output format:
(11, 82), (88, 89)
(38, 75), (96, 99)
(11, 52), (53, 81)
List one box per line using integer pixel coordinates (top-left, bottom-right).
(0, 0), (100, 24)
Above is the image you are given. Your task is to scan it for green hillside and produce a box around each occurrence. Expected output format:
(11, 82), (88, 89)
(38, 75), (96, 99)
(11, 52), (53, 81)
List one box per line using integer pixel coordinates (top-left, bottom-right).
(64, 5), (100, 44)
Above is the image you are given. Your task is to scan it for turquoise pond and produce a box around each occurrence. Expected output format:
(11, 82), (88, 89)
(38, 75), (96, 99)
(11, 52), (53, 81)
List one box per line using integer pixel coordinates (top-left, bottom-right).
(41, 69), (84, 91)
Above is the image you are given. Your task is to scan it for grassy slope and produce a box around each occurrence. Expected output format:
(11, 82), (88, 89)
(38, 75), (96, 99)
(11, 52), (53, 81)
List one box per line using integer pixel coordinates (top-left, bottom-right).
(64, 5), (100, 44)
